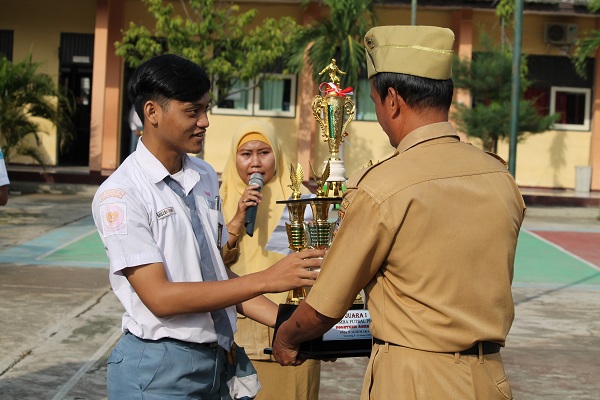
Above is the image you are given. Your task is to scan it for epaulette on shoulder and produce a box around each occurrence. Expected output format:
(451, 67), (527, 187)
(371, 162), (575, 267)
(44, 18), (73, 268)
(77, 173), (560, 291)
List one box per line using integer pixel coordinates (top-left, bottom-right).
(485, 151), (508, 168)
(347, 166), (372, 187)
(349, 157), (389, 187)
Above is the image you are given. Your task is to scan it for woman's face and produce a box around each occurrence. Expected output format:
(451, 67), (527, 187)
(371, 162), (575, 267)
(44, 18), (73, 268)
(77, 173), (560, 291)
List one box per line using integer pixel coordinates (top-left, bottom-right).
(236, 140), (276, 185)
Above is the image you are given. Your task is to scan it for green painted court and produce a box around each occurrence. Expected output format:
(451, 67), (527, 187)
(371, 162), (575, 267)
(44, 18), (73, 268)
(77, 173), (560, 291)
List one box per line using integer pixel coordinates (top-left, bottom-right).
(1, 218), (599, 288)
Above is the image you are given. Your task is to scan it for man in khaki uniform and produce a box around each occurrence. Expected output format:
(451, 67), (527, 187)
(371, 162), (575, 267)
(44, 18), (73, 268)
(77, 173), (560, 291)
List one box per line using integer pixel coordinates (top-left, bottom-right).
(272, 25), (526, 399)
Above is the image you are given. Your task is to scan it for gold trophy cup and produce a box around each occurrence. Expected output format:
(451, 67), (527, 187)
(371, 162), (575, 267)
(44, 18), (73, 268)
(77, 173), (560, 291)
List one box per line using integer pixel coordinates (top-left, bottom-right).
(312, 59), (355, 197)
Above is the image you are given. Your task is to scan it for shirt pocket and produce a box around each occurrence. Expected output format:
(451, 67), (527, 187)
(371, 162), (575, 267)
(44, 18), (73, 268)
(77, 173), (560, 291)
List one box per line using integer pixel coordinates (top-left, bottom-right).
(205, 208), (224, 244)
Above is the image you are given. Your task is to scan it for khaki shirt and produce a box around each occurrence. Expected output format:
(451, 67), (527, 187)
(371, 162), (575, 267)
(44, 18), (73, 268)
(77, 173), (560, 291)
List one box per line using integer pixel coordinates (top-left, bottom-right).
(306, 122), (526, 352)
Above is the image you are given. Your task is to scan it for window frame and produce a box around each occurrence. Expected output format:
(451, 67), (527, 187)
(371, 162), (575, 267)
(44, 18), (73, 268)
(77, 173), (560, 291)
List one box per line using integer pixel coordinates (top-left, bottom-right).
(253, 73), (297, 118)
(211, 80), (253, 116)
(550, 86), (591, 131)
(211, 73), (297, 118)
(355, 78), (377, 122)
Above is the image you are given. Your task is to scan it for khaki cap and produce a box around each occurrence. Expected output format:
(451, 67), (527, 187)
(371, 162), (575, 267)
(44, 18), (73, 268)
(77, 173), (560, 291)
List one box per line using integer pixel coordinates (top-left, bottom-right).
(364, 25), (455, 80)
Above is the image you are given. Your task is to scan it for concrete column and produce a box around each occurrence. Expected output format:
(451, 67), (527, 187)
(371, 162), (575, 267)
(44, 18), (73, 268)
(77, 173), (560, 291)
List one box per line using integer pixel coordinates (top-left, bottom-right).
(89, 0), (124, 176)
(452, 9), (473, 143)
(590, 18), (600, 191)
(296, 3), (321, 182)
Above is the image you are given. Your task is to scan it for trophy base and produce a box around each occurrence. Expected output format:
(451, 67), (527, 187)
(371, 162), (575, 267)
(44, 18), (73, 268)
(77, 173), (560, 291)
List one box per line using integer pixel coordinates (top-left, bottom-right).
(264, 303), (373, 359)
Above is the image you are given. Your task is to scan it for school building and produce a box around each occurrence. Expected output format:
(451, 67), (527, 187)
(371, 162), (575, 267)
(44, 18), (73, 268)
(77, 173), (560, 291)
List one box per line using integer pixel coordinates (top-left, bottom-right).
(1, 0), (599, 194)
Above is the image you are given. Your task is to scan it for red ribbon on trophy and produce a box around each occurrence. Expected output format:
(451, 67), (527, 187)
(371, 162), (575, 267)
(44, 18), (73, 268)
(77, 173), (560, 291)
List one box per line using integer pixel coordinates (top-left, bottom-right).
(319, 82), (354, 97)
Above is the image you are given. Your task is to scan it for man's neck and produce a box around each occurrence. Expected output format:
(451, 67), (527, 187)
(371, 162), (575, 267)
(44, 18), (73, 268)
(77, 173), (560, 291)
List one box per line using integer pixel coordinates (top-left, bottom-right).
(140, 136), (184, 174)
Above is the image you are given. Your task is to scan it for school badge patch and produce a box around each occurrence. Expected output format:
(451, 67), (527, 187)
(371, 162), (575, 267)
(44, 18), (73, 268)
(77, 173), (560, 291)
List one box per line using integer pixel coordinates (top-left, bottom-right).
(100, 203), (127, 237)
(334, 198), (351, 235)
(98, 188), (125, 201)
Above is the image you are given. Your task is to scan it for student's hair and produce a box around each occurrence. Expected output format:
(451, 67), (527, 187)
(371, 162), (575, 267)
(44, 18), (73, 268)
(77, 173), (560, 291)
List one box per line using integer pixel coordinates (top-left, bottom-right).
(127, 54), (210, 121)
(372, 72), (454, 111)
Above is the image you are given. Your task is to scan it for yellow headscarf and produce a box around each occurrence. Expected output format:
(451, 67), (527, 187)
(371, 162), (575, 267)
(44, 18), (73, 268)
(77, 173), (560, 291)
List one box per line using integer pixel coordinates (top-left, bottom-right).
(220, 120), (310, 304)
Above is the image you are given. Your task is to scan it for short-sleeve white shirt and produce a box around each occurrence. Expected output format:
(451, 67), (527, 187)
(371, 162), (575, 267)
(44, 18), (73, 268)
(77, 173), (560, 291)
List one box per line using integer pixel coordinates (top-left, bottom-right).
(92, 140), (236, 343)
(0, 148), (9, 187)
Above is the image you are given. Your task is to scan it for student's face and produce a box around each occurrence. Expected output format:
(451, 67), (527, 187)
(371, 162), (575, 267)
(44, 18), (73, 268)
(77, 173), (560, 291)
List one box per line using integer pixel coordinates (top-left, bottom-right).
(157, 93), (211, 156)
(235, 140), (276, 185)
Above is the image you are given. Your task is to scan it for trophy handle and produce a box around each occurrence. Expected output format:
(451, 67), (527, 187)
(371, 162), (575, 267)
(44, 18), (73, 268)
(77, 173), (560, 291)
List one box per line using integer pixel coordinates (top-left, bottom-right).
(341, 97), (355, 142)
(312, 96), (328, 141)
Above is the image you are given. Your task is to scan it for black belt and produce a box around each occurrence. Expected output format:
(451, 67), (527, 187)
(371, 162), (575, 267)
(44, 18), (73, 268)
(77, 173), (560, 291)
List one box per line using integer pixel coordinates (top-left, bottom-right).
(127, 332), (219, 348)
(372, 338), (501, 355)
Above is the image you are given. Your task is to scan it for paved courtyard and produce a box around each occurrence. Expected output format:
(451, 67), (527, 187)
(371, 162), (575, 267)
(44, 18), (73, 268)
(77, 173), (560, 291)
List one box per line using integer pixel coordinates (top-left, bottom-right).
(0, 190), (599, 399)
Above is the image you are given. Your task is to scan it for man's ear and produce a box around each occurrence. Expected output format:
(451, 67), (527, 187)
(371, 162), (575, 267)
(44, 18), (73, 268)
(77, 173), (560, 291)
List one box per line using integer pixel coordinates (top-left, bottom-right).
(387, 87), (402, 118)
(144, 101), (159, 125)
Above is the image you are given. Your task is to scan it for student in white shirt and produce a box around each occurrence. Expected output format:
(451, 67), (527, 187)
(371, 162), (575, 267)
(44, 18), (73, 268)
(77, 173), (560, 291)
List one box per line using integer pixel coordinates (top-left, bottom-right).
(92, 54), (323, 400)
(0, 147), (9, 206)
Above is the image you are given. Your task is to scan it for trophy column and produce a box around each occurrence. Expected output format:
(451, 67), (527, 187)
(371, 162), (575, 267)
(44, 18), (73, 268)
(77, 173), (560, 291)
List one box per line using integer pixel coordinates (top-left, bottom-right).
(283, 199), (309, 305)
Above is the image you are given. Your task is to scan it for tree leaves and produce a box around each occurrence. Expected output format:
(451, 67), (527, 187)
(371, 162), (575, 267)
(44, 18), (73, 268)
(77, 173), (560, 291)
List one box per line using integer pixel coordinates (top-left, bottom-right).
(287, 0), (377, 91)
(115, 0), (301, 103)
(452, 35), (557, 152)
(0, 55), (74, 165)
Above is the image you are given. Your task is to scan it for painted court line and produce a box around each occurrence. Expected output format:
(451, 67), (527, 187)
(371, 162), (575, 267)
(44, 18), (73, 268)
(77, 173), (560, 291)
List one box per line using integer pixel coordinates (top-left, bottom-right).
(35, 229), (99, 261)
(514, 230), (600, 287)
(524, 229), (600, 272)
(0, 215), (108, 268)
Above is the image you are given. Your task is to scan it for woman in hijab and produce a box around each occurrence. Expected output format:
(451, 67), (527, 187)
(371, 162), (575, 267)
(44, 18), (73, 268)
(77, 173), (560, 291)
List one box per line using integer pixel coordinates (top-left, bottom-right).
(220, 120), (321, 400)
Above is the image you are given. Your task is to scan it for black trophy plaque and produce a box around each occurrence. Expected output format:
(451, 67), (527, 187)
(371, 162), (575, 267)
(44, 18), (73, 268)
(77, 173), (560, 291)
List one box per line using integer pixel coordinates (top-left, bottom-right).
(265, 303), (373, 359)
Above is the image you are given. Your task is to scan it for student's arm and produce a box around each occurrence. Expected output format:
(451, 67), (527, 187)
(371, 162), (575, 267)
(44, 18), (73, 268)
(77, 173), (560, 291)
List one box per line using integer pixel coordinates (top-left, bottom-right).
(123, 248), (324, 319)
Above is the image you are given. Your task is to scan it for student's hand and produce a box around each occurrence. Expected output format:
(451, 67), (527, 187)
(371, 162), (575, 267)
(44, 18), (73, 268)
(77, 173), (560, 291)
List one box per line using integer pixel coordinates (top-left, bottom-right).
(263, 249), (324, 293)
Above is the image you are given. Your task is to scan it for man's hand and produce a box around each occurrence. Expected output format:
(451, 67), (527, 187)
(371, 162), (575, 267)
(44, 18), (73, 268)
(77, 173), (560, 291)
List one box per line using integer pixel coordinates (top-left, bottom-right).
(262, 248), (324, 293)
(272, 320), (305, 366)
(271, 301), (340, 366)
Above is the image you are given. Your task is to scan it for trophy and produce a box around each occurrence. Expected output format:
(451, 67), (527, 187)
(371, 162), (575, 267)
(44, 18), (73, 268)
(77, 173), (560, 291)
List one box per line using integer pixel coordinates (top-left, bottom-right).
(265, 60), (372, 359)
(312, 59), (355, 198)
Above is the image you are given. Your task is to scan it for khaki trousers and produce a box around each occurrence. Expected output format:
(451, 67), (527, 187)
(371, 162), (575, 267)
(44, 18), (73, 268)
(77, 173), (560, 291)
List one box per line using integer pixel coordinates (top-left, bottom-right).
(254, 359), (321, 400)
(361, 343), (512, 400)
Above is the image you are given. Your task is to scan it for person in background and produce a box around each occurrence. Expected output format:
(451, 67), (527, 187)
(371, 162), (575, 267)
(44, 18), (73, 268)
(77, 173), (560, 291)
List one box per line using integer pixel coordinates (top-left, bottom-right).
(0, 147), (10, 206)
(272, 25), (526, 400)
(128, 104), (143, 154)
(220, 120), (321, 400)
(92, 54), (323, 400)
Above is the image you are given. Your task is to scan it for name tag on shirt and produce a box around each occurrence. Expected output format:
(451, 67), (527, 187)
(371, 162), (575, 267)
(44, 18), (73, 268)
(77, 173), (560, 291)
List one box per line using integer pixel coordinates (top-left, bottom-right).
(156, 207), (176, 220)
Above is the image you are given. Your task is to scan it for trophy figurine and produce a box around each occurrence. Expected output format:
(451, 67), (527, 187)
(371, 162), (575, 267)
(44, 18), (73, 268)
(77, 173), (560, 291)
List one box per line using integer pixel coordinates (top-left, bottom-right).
(312, 59), (355, 197)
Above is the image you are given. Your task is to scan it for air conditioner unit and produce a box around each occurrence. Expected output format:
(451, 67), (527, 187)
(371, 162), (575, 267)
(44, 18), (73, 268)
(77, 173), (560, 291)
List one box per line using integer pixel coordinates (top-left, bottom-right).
(544, 23), (578, 45)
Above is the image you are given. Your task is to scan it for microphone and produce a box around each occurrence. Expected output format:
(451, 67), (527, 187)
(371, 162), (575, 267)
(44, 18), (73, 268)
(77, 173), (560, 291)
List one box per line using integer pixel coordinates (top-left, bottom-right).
(244, 172), (264, 237)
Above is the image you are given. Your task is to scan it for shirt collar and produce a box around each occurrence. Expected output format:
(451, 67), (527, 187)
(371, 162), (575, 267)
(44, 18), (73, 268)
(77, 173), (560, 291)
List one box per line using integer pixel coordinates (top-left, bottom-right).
(135, 140), (206, 191)
(395, 122), (459, 154)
